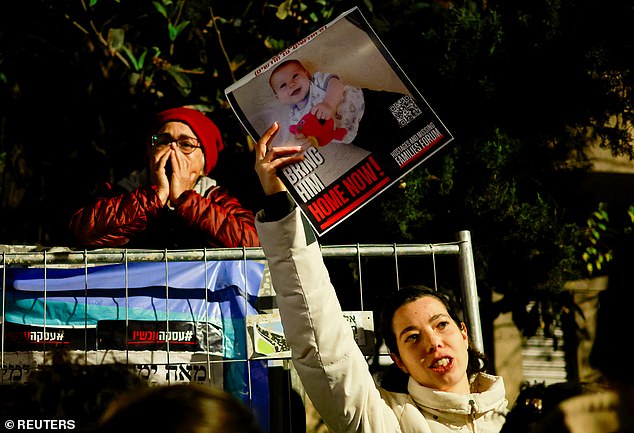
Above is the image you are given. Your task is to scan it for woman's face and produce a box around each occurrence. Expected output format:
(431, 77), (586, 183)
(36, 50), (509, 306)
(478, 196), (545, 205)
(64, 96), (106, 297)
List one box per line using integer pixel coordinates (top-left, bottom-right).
(270, 62), (311, 105)
(390, 296), (471, 394)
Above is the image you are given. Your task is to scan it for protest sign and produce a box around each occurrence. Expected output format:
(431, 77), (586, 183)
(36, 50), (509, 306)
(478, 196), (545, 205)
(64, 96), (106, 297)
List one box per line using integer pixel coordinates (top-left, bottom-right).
(226, 7), (453, 235)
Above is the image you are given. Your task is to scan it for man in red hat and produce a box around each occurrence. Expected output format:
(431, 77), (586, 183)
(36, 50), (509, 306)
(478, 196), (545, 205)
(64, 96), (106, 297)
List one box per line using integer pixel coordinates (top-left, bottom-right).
(69, 107), (259, 249)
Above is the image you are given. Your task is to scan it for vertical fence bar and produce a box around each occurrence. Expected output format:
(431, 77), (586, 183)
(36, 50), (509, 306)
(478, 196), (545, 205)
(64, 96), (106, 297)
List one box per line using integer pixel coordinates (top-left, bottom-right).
(164, 249), (170, 381)
(430, 245), (438, 291)
(43, 251), (47, 357)
(456, 230), (484, 354)
(242, 246), (253, 405)
(393, 243), (400, 290)
(203, 248), (212, 387)
(124, 249), (130, 365)
(356, 244), (364, 311)
(1, 251), (5, 374)
(83, 250), (89, 363)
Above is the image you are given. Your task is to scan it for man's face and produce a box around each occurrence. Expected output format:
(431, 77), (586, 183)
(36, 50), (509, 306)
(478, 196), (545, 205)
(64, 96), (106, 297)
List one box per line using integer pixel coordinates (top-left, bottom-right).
(270, 62), (311, 105)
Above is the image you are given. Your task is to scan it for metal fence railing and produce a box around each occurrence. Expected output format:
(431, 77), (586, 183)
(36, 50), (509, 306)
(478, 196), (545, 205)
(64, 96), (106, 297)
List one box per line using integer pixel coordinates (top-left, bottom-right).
(0, 230), (481, 432)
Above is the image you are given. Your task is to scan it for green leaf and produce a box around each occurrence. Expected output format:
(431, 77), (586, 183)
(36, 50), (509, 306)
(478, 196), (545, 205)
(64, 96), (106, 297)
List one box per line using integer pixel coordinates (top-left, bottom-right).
(152, 1), (168, 19)
(166, 67), (192, 96)
(276, 1), (290, 20)
(137, 50), (148, 70)
(121, 46), (140, 71)
(168, 22), (177, 41)
(173, 21), (191, 38)
(107, 28), (125, 52)
(167, 21), (190, 41)
(128, 71), (140, 87)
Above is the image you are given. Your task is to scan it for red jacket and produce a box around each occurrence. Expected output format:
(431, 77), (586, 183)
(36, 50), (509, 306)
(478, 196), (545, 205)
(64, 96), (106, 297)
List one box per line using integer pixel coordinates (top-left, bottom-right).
(69, 181), (260, 249)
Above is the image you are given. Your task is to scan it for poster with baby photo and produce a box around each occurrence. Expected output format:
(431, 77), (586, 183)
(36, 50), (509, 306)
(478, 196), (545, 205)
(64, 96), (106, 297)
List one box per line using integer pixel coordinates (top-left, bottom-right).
(225, 7), (453, 236)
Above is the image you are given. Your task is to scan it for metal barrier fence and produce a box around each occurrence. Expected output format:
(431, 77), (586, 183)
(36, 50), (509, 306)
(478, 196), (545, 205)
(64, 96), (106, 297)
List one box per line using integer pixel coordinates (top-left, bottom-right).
(0, 230), (481, 432)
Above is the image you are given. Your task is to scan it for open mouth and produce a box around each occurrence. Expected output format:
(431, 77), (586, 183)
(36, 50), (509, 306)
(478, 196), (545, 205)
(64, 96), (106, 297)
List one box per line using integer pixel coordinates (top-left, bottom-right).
(430, 357), (451, 369)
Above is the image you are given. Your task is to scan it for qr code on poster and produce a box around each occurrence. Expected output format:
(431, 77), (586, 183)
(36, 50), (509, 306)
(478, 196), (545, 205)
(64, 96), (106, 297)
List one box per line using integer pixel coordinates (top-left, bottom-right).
(389, 95), (423, 127)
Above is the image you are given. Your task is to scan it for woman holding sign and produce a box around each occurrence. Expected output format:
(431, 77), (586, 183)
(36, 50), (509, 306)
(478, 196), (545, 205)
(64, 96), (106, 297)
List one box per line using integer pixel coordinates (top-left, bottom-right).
(253, 122), (508, 433)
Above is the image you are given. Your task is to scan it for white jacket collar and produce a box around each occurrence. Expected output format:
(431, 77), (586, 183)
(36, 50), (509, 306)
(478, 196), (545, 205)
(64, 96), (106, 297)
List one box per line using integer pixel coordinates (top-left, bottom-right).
(407, 373), (506, 415)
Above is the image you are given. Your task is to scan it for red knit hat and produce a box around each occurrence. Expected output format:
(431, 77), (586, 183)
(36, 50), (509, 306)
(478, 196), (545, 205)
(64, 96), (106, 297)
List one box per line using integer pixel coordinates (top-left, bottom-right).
(155, 107), (224, 175)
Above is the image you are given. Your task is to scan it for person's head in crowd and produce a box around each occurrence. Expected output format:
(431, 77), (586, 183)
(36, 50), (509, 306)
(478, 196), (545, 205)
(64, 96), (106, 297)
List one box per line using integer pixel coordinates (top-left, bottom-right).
(95, 383), (263, 433)
(379, 285), (487, 394)
(587, 234), (634, 433)
(0, 381), (37, 421)
(499, 381), (602, 433)
(5, 350), (147, 430)
(526, 235), (634, 433)
(589, 234), (634, 385)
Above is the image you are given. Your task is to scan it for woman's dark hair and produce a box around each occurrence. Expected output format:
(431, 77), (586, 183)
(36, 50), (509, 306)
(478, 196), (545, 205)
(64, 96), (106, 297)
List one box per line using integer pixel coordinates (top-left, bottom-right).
(379, 285), (487, 378)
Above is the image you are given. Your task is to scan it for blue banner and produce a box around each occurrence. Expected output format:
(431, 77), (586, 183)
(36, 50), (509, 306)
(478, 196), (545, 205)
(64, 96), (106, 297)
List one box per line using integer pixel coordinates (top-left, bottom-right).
(1, 260), (270, 432)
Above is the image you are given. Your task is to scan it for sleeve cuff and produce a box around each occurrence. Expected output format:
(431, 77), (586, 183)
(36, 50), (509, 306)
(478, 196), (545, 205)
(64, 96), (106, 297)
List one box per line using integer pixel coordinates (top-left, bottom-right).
(262, 191), (296, 222)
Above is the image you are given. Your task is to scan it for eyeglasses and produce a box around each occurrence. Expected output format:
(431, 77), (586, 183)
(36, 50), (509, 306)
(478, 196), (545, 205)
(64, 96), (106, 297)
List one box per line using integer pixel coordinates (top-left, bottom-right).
(151, 134), (202, 155)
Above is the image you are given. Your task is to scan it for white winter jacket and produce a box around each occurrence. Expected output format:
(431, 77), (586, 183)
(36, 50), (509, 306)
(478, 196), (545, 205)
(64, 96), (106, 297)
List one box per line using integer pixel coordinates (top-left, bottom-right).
(256, 207), (508, 433)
